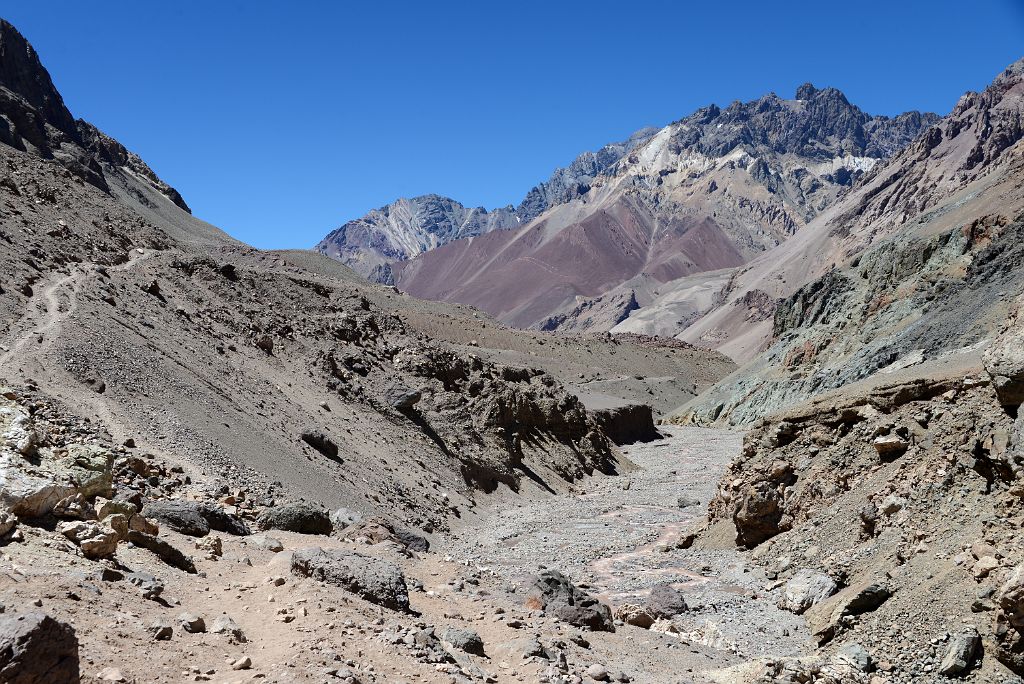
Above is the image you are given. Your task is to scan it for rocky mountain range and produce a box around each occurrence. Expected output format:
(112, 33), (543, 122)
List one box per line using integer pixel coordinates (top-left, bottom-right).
(4, 12), (1024, 684)
(314, 127), (660, 281)
(377, 86), (938, 329)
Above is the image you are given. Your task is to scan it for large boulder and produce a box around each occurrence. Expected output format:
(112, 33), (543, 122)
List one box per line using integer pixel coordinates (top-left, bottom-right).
(58, 520), (119, 559)
(805, 580), (891, 644)
(938, 627), (980, 677)
(998, 564), (1024, 628)
(291, 547), (410, 611)
(645, 583), (688, 619)
(780, 569), (838, 614)
(523, 569), (614, 632)
(141, 500), (249, 537)
(984, 297), (1024, 407)
(258, 502), (332, 535)
(733, 482), (788, 547)
(0, 438), (114, 518)
(0, 612), (79, 683)
(141, 501), (209, 536)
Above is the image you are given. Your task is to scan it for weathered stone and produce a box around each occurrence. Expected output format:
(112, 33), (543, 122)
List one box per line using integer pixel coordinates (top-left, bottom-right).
(0, 611), (79, 683)
(586, 663), (610, 681)
(998, 565), (1024, 628)
(833, 642), (872, 672)
(441, 627), (485, 656)
(781, 569), (838, 614)
(258, 501), (331, 535)
(53, 493), (95, 520)
(210, 615), (246, 642)
(613, 604), (656, 629)
(341, 517), (429, 551)
(291, 547), (410, 612)
(733, 482), (786, 547)
(806, 581), (891, 644)
(872, 434), (908, 457)
(300, 430), (340, 460)
(147, 621), (172, 640)
(141, 500), (248, 537)
(983, 298), (1024, 407)
(329, 507), (363, 532)
(938, 627), (980, 676)
(0, 506), (16, 538)
(178, 613), (206, 633)
(524, 569), (614, 632)
(245, 534), (284, 552)
(0, 442), (114, 518)
(140, 500), (209, 536)
(645, 583), (688, 619)
(58, 520), (119, 559)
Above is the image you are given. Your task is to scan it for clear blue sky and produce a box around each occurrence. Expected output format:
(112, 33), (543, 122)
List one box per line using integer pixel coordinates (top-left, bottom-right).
(4, 2), (1023, 248)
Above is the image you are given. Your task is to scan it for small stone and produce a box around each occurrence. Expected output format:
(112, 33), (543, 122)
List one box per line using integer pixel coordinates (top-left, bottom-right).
(179, 613), (206, 633)
(586, 663), (610, 681)
(231, 656), (252, 670)
(148, 621), (172, 640)
(97, 666), (127, 681)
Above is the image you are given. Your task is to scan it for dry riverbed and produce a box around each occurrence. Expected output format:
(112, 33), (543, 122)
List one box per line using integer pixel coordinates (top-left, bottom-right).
(444, 426), (810, 682)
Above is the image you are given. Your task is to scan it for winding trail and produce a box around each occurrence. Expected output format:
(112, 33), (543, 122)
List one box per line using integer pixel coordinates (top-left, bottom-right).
(0, 248), (158, 443)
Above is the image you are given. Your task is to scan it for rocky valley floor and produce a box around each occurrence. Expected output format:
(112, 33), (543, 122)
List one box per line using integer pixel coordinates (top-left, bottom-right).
(0, 408), (816, 684)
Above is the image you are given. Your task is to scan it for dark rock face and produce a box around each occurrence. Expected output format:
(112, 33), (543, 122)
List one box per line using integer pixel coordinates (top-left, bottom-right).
(141, 500), (210, 537)
(588, 403), (660, 445)
(257, 501), (332, 535)
(524, 569), (614, 632)
(645, 583), (688, 619)
(300, 430), (340, 461)
(141, 500), (249, 537)
(515, 128), (659, 223)
(672, 86), (940, 162)
(291, 547), (410, 612)
(0, 611), (80, 684)
(440, 627), (485, 656)
(0, 19), (189, 210)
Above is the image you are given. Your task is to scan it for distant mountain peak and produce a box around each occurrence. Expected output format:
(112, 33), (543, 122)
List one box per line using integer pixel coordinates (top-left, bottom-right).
(795, 82), (818, 100)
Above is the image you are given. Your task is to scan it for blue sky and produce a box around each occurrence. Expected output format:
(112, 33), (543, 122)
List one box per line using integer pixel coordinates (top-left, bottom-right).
(4, 1), (1023, 248)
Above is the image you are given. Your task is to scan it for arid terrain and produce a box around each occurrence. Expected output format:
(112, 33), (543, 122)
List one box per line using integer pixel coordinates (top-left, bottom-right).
(2, 14), (1024, 684)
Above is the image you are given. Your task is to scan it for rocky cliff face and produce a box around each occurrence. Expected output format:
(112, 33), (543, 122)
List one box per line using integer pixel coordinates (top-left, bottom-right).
(514, 127), (659, 223)
(0, 19), (190, 212)
(697, 353), (1024, 678)
(388, 86), (937, 330)
(680, 58), (1024, 425)
(315, 194), (519, 281)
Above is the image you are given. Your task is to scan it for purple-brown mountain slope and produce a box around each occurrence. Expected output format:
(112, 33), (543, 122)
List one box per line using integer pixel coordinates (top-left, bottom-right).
(386, 87), (938, 328)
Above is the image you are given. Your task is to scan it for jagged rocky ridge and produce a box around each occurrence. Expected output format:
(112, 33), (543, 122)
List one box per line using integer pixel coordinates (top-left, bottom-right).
(387, 86), (938, 329)
(681, 58), (1024, 426)
(314, 128), (659, 280)
(0, 20), (189, 211)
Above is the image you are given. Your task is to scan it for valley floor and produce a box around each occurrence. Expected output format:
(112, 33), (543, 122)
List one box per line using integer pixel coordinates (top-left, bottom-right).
(0, 426), (813, 684)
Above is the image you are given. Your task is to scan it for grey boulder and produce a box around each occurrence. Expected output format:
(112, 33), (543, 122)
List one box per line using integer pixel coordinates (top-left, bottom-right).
(0, 611), (79, 683)
(258, 502), (332, 535)
(291, 547), (410, 612)
(524, 569), (614, 632)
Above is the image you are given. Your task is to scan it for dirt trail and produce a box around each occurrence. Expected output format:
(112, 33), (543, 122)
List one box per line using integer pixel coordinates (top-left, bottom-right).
(0, 249), (158, 445)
